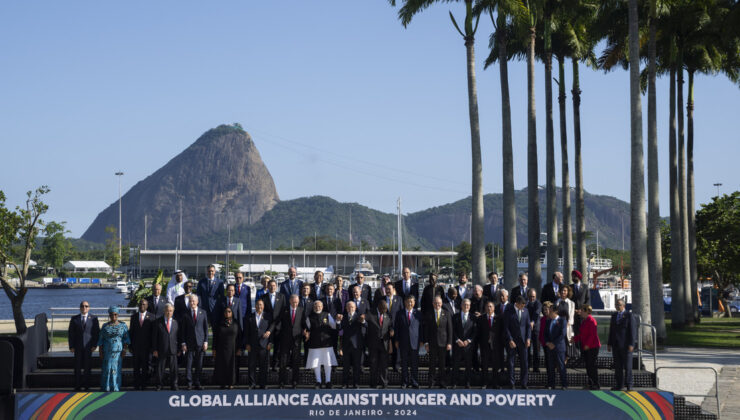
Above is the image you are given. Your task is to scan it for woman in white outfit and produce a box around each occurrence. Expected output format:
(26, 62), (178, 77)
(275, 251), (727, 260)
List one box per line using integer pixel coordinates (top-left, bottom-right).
(304, 300), (338, 388)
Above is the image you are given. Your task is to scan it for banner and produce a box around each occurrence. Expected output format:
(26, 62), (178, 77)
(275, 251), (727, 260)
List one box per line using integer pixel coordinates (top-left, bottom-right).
(15, 389), (674, 420)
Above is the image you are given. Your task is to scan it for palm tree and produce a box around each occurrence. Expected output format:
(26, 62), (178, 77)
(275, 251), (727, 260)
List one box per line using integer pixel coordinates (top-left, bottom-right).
(669, 62), (686, 328)
(628, 0), (652, 343)
(543, 3), (559, 284)
(392, 0), (487, 285)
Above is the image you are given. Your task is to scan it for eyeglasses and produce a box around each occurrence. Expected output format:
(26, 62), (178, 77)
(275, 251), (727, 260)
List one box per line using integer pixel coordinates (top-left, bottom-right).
(81, 305), (89, 307)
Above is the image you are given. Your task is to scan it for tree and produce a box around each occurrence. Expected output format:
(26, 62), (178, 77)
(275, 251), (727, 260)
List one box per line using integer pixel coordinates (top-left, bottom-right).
(0, 187), (51, 334)
(628, 0), (652, 345)
(393, 0), (487, 285)
(41, 221), (70, 272)
(543, 0), (559, 285)
(104, 225), (121, 271)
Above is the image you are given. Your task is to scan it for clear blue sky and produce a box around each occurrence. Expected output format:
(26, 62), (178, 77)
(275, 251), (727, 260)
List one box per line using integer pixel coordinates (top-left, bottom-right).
(1, 1), (738, 239)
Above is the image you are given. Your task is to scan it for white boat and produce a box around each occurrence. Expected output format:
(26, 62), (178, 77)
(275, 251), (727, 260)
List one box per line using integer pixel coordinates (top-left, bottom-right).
(516, 237), (613, 285)
(349, 258), (380, 290)
(115, 281), (128, 293)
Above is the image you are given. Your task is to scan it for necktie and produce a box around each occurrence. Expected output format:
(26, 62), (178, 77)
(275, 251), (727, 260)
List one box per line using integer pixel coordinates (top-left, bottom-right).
(407, 311), (411, 323)
(139, 313), (144, 327)
(463, 313), (467, 324)
(517, 309), (521, 322)
(405, 282), (409, 294)
(316, 285), (321, 298)
(328, 297), (332, 306)
(380, 314), (384, 326)
(155, 297), (158, 306)
(166, 319), (171, 333)
(575, 284), (579, 294)
(228, 298), (232, 307)
(617, 312), (622, 322)
(489, 315), (492, 328)
(193, 310), (197, 323)
(291, 309), (295, 325)
(237, 285), (241, 297)
(436, 311), (440, 326)
(82, 315), (87, 325)
(271, 294), (275, 307)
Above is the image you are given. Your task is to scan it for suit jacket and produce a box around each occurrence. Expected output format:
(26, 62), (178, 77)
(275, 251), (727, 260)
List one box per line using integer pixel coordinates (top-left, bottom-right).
(477, 313), (501, 350)
(608, 311), (636, 350)
(334, 288), (349, 309)
(442, 296), (461, 317)
(261, 293), (286, 319)
(216, 296), (242, 328)
(196, 278), (225, 316)
(540, 282), (560, 304)
(340, 313), (367, 350)
(394, 308), (423, 351)
(147, 295), (168, 319)
(425, 309), (453, 348)
(456, 284), (473, 301)
(394, 280), (420, 307)
(503, 306), (531, 344)
(470, 295), (489, 316)
(365, 311), (392, 350)
(298, 295), (314, 314)
(510, 285), (530, 303)
(372, 288), (388, 309)
(278, 306), (306, 349)
(174, 293), (195, 321)
(246, 312), (273, 350)
(571, 281), (590, 309)
(495, 302), (511, 319)
(544, 316), (568, 352)
(180, 307), (209, 348)
(348, 283), (372, 306)
(129, 311), (155, 356)
(321, 295), (343, 317)
(308, 282), (326, 301)
(280, 278), (303, 298)
(453, 311), (477, 348)
(421, 284), (446, 315)
(346, 298), (370, 316)
(483, 283), (503, 302)
(382, 295), (403, 322)
(68, 313), (100, 352)
(234, 282), (253, 317)
(526, 300), (543, 333)
(152, 317), (179, 356)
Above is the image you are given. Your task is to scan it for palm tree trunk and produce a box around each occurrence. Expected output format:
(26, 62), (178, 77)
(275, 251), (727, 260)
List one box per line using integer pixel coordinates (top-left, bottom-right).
(464, 31), (486, 286)
(669, 68), (685, 328)
(544, 19), (558, 284)
(572, 59), (587, 278)
(497, 14), (517, 289)
(527, 24), (542, 294)
(558, 56), (573, 283)
(687, 69), (698, 321)
(677, 65), (693, 325)
(628, 0), (652, 344)
(647, 12), (666, 340)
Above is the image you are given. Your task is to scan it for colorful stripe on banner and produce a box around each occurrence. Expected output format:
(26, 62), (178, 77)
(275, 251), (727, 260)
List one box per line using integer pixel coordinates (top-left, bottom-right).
(65, 393), (104, 420)
(18, 394), (50, 420)
(17, 392), (127, 420)
(51, 392), (89, 420)
(31, 393), (68, 420)
(590, 391), (643, 420)
(73, 392), (126, 419)
(624, 391), (660, 420)
(643, 391), (675, 420)
(590, 391), (675, 420)
(615, 391), (650, 420)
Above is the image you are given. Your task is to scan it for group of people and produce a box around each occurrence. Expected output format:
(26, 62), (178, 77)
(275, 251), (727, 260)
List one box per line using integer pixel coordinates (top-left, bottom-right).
(67, 265), (637, 392)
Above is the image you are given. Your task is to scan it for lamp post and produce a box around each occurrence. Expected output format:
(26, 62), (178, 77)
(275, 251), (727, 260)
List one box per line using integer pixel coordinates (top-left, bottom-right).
(115, 171), (124, 271)
(713, 183), (722, 197)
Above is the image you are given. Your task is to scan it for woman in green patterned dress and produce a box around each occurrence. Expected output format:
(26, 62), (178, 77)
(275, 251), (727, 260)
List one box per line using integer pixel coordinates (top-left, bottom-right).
(97, 306), (130, 391)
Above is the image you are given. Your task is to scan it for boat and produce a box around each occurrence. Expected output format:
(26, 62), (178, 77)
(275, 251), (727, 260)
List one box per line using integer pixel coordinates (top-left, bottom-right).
(348, 258), (380, 290)
(516, 235), (613, 284)
(115, 281), (128, 293)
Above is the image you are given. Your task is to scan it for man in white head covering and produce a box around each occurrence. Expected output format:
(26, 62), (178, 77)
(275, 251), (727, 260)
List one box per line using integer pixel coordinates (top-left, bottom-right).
(167, 270), (188, 304)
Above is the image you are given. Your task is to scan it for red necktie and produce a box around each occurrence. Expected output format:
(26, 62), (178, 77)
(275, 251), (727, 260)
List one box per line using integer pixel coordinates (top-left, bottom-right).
(407, 311), (411, 323)
(489, 316), (493, 328)
(228, 299), (232, 307)
(139, 314), (144, 327)
(166, 319), (171, 333)
(193, 310), (197, 323)
(291, 309), (295, 325)
(380, 314), (384, 326)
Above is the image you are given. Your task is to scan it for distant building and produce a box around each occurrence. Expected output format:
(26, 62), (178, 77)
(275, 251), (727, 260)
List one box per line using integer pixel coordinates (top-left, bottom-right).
(63, 260), (112, 273)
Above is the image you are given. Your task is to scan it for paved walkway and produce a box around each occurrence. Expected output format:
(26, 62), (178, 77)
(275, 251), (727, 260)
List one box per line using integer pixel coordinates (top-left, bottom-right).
(700, 365), (740, 419)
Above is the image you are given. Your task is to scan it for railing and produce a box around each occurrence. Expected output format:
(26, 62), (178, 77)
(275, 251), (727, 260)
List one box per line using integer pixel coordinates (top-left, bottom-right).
(656, 366), (720, 419)
(49, 307), (138, 352)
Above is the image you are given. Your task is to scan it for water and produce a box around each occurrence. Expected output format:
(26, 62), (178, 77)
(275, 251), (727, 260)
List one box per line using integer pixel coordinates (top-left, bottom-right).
(0, 288), (131, 320)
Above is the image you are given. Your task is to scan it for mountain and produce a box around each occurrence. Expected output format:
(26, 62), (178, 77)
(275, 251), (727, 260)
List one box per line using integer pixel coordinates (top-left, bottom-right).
(81, 124), (279, 247)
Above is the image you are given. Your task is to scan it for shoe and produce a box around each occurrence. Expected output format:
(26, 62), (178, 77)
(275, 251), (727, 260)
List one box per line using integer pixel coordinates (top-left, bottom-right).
(195, 385), (203, 390)
(521, 385), (528, 390)
(292, 383), (298, 389)
(74, 386), (82, 391)
(343, 384), (349, 389)
(353, 385), (359, 389)
(482, 385), (487, 390)
(593, 385), (601, 390)
(326, 382), (332, 389)
(228, 386), (234, 390)
(279, 384), (285, 389)
(315, 383), (321, 389)
(411, 383), (420, 389)
(259, 385), (266, 390)
(401, 384), (408, 389)
(172, 386), (179, 391)
(626, 386), (633, 391)
(249, 384), (255, 390)
(611, 386), (622, 391)
(560, 386), (567, 390)
(83, 387), (90, 391)
(155, 386), (162, 391)
(465, 383), (471, 389)
(187, 385), (193, 391)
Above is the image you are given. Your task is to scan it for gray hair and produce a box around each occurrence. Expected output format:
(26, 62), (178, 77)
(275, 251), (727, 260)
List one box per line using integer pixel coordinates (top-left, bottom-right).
(164, 303), (174, 310)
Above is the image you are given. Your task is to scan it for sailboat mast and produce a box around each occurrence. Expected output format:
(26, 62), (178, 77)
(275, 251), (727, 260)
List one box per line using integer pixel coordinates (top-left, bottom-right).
(397, 197), (403, 278)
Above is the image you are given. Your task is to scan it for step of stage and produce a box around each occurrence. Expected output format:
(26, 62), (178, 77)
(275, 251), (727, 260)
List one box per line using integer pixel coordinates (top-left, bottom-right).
(674, 396), (718, 420)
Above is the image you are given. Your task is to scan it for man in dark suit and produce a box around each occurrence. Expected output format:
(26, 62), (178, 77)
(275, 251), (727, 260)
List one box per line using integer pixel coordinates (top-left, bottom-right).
(180, 296), (208, 390)
(299, 284), (314, 313)
(494, 289), (511, 372)
(541, 272), (563, 304)
(456, 273), (472, 301)
(443, 287), (461, 317)
(372, 275), (392, 309)
(348, 286), (370, 316)
(309, 270), (326, 301)
(382, 283), (403, 321)
(152, 303), (179, 390)
(545, 306), (568, 389)
(197, 264), (225, 329)
(349, 273), (372, 306)
(263, 279), (287, 370)
(340, 301), (366, 388)
(216, 284), (243, 328)
(425, 296), (452, 388)
(130, 299), (155, 390)
(68, 300), (100, 390)
(234, 272), (252, 321)
(278, 295), (305, 388)
(478, 301), (501, 389)
(174, 281), (195, 321)
(395, 267), (419, 308)
(421, 273), (445, 316)
(483, 272), (502, 302)
(510, 273), (530, 303)
(526, 288), (543, 372)
(147, 283), (168, 319)
(394, 295), (423, 388)
(452, 298), (477, 388)
(608, 299), (636, 391)
(322, 284), (343, 317)
(334, 276), (349, 309)
(246, 299), (273, 389)
(570, 269), (590, 335)
(470, 285), (488, 317)
(504, 296), (531, 389)
(280, 267), (303, 298)
(366, 300), (392, 388)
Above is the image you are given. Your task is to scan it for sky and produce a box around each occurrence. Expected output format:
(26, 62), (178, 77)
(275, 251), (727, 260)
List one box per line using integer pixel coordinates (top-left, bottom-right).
(1, 1), (738, 239)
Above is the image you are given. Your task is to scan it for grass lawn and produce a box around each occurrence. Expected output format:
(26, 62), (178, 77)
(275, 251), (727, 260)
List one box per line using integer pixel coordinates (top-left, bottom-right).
(664, 317), (740, 348)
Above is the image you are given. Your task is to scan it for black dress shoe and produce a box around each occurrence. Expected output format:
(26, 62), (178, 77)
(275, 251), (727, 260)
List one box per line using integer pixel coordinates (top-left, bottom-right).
(259, 385), (266, 390)
(611, 386), (622, 391)
(156, 385), (162, 391)
(188, 385), (193, 390)
(343, 384), (349, 389)
(532, 369), (540, 373)
(314, 383), (321, 389)
(292, 383), (298, 389)
(74, 387), (82, 391)
(195, 385), (203, 390)
(326, 382), (332, 389)
(411, 383), (420, 389)
(521, 385), (528, 390)
(626, 386), (633, 391)
(172, 386), (179, 391)
(353, 385), (359, 389)
(219, 385), (226, 390)
(401, 384), (408, 389)
(83, 387), (90, 391)
(465, 384), (471, 389)
(279, 384), (285, 389)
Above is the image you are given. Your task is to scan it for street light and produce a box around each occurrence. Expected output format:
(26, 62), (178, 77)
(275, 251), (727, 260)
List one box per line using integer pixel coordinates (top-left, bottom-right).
(713, 183), (722, 197)
(115, 171), (124, 272)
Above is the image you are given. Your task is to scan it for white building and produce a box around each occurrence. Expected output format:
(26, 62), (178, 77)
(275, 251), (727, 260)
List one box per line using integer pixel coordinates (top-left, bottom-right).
(63, 260), (112, 273)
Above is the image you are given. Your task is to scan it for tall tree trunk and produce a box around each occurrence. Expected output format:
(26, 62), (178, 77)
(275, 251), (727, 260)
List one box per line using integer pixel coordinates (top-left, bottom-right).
(464, 30), (486, 286)
(572, 59), (587, 279)
(687, 69), (698, 321)
(558, 56), (573, 283)
(498, 14), (517, 289)
(647, 13), (666, 340)
(527, 25), (543, 294)
(669, 68), (685, 328)
(677, 65), (693, 325)
(1, 281), (28, 334)
(544, 18), (558, 284)
(628, 0), (652, 345)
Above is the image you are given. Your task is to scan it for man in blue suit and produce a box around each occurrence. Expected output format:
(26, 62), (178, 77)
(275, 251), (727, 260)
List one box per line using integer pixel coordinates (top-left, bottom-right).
(280, 267), (303, 298)
(68, 300), (100, 390)
(504, 296), (531, 389)
(545, 306), (568, 389)
(234, 272), (252, 319)
(394, 295), (424, 389)
(197, 264), (224, 329)
(181, 295), (209, 390)
(608, 299), (637, 391)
